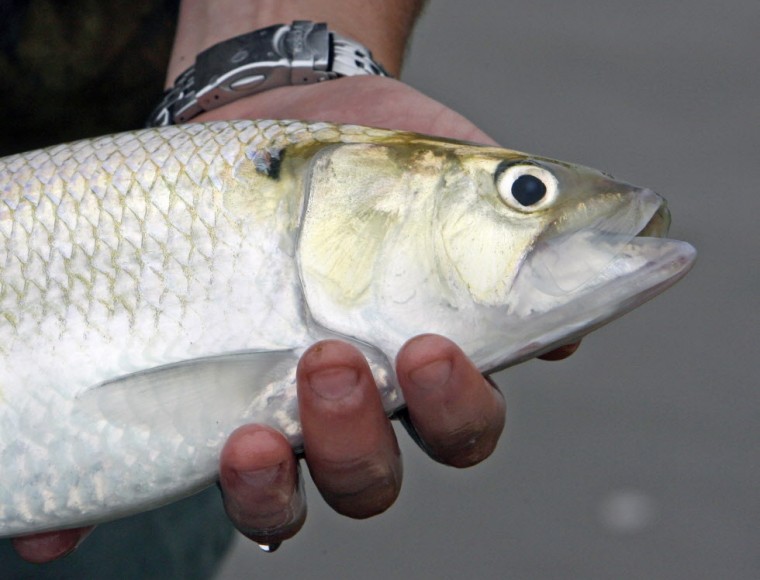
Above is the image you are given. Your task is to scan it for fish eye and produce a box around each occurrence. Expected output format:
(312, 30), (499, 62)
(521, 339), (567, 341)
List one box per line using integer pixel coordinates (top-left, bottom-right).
(495, 163), (559, 212)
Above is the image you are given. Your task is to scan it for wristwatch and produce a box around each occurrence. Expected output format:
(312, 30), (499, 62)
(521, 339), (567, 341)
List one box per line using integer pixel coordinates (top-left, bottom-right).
(147, 21), (391, 127)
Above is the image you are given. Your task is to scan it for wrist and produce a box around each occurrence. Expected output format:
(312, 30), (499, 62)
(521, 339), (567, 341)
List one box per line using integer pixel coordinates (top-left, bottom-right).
(168, 0), (425, 84)
(150, 21), (392, 127)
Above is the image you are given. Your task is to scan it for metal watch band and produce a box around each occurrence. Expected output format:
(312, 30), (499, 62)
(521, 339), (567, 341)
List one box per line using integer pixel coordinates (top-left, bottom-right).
(147, 21), (391, 127)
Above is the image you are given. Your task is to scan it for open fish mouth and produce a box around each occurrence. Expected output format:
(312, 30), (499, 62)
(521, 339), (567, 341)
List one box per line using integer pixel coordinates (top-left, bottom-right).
(505, 188), (696, 362)
(523, 188), (674, 296)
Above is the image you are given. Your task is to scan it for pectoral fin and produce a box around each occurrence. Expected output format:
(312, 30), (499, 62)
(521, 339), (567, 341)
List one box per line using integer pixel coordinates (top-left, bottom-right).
(76, 350), (302, 443)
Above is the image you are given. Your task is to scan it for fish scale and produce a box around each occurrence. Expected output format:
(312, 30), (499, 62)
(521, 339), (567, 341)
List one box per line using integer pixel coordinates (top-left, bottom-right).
(0, 119), (694, 535)
(7, 123), (273, 352)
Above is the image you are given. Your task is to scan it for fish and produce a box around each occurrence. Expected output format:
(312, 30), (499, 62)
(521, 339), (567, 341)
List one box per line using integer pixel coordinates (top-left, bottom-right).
(0, 119), (695, 536)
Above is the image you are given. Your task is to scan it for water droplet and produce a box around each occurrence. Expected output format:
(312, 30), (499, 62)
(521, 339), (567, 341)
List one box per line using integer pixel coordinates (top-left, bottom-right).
(597, 489), (657, 534)
(257, 542), (282, 553)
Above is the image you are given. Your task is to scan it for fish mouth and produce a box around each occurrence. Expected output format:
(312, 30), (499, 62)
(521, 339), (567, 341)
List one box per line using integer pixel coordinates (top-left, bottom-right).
(504, 187), (696, 364)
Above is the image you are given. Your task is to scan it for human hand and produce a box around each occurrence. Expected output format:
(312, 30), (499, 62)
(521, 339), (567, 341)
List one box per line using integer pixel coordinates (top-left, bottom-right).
(218, 335), (507, 546)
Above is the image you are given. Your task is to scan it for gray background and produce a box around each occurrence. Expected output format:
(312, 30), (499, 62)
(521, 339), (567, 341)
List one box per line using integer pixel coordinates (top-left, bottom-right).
(218, 1), (759, 578)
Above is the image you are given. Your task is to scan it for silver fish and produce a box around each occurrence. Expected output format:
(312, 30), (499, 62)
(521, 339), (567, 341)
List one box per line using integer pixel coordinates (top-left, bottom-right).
(0, 120), (695, 536)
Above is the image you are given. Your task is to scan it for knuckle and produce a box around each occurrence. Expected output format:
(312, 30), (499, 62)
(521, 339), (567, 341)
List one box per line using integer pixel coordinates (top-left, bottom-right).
(222, 472), (307, 542)
(229, 498), (306, 544)
(431, 419), (502, 468)
(317, 456), (402, 519)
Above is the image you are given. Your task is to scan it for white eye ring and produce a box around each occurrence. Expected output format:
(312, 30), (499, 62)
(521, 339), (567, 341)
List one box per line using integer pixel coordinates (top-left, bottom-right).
(495, 163), (559, 212)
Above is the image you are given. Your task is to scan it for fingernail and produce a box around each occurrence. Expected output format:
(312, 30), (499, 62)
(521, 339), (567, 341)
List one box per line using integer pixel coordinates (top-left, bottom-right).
(409, 359), (452, 390)
(236, 463), (284, 488)
(233, 430), (287, 487)
(308, 366), (358, 400)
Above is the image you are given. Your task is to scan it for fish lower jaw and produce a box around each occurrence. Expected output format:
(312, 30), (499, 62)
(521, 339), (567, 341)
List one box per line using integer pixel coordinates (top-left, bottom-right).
(501, 236), (696, 366)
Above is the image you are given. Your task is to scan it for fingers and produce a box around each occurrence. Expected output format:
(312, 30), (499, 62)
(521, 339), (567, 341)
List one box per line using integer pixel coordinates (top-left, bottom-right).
(220, 334), (575, 547)
(396, 334), (506, 468)
(12, 526), (94, 563)
(538, 340), (581, 361)
(219, 425), (306, 545)
(297, 341), (402, 519)
(222, 339), (403, 546)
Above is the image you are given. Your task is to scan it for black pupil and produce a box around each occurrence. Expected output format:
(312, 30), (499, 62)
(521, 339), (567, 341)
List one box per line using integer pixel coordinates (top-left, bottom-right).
(512, 174), (546, 206)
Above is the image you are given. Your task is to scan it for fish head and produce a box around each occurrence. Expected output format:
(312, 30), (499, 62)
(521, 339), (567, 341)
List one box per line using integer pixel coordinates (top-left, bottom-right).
(298, 136), (696, 371)
(468, 153), (695, 368)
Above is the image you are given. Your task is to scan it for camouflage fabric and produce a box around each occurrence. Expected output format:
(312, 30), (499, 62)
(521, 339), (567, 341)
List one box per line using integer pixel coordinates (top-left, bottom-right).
(0, 0), (179, 155)
(0, 3), (237, 577)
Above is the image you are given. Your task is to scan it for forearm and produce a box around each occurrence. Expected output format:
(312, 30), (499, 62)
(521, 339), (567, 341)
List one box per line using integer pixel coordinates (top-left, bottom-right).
(167, 0), (426, 83)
